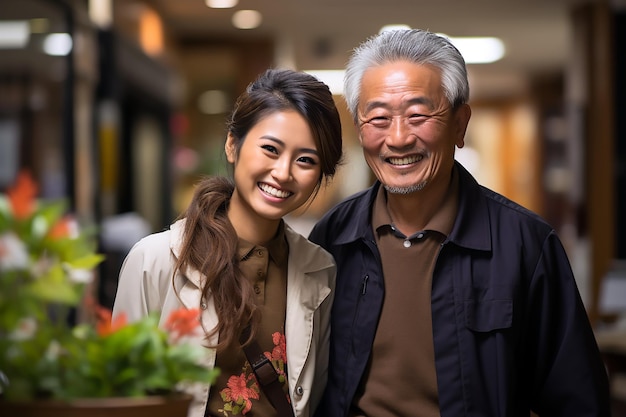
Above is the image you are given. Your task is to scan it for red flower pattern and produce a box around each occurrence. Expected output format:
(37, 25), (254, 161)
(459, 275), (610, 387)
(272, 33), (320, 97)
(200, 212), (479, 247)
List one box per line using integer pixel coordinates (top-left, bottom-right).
(219, 331), (288, 415)
(220, 373), (259, 415)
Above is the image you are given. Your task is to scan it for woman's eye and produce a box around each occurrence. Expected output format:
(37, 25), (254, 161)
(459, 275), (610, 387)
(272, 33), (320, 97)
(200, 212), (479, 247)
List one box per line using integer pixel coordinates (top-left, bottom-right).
(261, 144), (278, 154)
(297, 156), (317, 165)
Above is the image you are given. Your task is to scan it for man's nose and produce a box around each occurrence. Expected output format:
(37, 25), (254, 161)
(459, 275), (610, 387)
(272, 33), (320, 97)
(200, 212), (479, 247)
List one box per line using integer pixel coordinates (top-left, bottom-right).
(386, 116), (416, 149)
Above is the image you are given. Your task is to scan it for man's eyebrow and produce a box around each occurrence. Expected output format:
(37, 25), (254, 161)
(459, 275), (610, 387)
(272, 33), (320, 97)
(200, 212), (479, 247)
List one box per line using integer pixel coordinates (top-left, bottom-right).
(361, 97), (433, 114)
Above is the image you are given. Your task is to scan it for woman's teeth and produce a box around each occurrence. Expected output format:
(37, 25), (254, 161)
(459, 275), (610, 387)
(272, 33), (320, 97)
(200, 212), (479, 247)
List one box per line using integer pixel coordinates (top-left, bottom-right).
(259, 183), (291, 198)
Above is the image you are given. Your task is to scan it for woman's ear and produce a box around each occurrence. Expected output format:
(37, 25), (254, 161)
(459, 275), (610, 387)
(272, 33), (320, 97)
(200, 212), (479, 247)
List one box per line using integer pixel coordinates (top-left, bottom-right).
(225, 133), (237, 163)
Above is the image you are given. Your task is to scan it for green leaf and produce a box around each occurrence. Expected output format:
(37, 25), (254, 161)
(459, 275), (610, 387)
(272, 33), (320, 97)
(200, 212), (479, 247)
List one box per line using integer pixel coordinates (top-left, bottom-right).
(27, 264), (81, 305)
(0, 196), (12, 231)
(66, 253), (105, 269)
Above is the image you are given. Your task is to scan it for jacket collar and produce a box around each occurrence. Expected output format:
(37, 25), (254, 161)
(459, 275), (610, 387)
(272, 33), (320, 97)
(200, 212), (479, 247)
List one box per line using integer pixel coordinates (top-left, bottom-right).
(168, 219), (333, 310)
(332, 183), (381, 246)
(334, 162), (492, 252)
(169, 219), (204, 289)
(449, 162), (492, 252)
(283, 223), (333, 309)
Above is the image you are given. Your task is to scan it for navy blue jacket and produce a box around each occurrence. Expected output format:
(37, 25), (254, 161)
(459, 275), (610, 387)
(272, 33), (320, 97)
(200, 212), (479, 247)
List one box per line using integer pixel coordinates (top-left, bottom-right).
(309, 163), (610, 417)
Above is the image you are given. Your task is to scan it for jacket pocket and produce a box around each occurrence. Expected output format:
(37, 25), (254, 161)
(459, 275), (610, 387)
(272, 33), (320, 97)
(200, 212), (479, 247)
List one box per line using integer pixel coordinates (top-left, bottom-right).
(464, 299), (513, 332)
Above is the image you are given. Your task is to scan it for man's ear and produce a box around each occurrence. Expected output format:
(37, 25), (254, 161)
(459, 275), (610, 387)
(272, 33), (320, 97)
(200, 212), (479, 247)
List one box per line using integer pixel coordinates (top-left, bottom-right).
(355, 120), (364, 147)
(225, 133), (237, 163)
(454, 104), (471, 148)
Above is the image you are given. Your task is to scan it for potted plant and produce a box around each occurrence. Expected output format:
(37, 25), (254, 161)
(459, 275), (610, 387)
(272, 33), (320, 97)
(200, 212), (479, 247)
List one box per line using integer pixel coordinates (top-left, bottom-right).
(0, 171), (218, 416)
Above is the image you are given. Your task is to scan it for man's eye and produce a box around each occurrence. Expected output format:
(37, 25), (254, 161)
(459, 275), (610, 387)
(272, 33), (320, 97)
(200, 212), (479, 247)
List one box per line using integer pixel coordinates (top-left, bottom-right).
(407, 114), (429, 126)
(368, 117), (391, 127)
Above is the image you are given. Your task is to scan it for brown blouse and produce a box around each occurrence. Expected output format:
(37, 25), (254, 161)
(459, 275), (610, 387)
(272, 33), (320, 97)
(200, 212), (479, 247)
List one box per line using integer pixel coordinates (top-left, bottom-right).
(206, 222), (289, 416)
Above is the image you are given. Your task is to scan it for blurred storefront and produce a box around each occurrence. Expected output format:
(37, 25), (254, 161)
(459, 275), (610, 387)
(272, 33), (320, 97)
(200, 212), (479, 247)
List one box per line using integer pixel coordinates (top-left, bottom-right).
(0, 0), (624, 319)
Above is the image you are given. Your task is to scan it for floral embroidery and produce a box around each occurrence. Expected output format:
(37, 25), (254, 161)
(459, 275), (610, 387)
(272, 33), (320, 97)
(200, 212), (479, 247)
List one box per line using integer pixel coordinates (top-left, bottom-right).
(219, 373), (259, 415)
(268, 332), (287, 383)
(218, 331), (288, 415)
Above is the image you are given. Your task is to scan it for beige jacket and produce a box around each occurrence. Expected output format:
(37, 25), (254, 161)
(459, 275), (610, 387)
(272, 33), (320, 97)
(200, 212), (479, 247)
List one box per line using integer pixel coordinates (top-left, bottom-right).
(112, 219), (336, 417)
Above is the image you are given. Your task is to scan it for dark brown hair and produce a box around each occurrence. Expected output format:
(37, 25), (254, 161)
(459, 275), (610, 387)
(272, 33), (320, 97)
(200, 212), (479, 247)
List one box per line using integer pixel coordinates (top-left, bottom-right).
(175, 68), (343, 349)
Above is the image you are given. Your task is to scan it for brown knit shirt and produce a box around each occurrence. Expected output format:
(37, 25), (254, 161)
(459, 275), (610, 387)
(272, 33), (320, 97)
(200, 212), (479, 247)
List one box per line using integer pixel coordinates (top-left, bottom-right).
(350, 172), (458, 417)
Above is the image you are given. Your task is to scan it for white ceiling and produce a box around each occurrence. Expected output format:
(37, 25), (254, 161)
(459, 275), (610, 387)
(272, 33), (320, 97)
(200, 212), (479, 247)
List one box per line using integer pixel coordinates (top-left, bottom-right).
(3, 0), (622, 100)
(142, 0), (606, 100)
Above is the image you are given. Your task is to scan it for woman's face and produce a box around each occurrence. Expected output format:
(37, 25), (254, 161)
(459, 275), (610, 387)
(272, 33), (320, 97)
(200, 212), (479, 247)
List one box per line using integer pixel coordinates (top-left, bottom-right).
(226, 110), (321, 228)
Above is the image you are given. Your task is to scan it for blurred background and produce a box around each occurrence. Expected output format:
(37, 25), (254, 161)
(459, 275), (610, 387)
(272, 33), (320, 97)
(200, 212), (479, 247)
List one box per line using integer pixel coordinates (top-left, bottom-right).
(1, 0), (626, 407)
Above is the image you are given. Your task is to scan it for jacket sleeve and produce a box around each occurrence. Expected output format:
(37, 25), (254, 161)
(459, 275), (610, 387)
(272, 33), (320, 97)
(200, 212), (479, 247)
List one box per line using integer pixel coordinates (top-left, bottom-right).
(529, 231), (611, 416)
(111, 233), (171, 323)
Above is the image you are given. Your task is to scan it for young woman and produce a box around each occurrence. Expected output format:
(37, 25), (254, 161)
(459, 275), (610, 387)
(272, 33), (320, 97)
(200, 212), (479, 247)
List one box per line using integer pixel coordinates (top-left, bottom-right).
(112, 68), (343, 417)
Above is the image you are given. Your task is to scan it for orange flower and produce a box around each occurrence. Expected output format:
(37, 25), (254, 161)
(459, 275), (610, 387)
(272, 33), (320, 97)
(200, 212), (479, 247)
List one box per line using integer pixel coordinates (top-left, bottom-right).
(47, 216), (71, 240)
(7, 170), (38, 219)
(165, 308), (200, 341)
(96, 306), (127, 336)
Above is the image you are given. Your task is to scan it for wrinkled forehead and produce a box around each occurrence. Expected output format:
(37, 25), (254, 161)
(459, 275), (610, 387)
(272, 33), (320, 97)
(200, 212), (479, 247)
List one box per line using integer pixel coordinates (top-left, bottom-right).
(358, 63), (447, 112)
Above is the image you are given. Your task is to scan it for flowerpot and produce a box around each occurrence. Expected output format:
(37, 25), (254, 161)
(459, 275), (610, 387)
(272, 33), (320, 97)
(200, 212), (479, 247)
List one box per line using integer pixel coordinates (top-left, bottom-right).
(0, 393), (192, 417)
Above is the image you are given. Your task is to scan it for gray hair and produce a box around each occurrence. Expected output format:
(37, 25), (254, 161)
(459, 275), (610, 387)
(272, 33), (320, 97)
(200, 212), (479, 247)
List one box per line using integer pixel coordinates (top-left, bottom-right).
(344, 29), (470, 122)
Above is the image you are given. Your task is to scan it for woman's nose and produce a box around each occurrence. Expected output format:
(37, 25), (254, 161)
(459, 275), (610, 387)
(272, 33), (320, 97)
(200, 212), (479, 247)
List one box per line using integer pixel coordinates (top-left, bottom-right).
(271, 157), (293, 182)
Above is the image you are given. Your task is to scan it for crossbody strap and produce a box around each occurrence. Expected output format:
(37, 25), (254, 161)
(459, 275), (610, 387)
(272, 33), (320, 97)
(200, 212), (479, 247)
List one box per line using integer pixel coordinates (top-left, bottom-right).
(240, 325), (295, 417)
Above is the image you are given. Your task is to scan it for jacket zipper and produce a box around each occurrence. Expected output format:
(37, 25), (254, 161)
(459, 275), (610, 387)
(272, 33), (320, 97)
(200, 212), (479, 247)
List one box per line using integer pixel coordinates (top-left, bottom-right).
(361, 274), (369, 295)
(351, 240), (377, 353)
(350, 274), (369, 354)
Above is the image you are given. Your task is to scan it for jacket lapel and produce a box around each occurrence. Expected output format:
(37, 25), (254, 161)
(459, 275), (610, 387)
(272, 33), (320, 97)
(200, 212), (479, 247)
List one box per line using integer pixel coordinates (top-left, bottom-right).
(169, 220), (333, 374)
(283, 225), (333, 388)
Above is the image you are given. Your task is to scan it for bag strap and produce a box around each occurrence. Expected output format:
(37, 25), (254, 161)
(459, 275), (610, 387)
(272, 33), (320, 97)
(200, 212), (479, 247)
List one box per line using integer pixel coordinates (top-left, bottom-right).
(240, 325), (295, 417)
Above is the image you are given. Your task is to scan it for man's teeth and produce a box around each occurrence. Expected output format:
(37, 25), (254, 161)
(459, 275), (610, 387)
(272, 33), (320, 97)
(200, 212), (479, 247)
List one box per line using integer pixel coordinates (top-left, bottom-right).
(260, 183), (291, 198)
(388, 155), (421, 165)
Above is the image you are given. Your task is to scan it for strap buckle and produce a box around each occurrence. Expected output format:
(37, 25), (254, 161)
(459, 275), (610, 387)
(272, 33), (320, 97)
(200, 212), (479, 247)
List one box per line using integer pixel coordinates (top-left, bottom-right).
(250, 354), (278, 386)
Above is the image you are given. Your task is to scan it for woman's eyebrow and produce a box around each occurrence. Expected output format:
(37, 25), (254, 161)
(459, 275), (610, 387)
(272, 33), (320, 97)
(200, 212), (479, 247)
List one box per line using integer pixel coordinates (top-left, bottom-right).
(260, 136), (318, 155)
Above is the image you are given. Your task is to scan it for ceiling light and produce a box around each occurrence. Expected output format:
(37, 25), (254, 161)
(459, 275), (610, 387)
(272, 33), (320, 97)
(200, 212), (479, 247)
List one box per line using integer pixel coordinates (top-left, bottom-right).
(89, 0), (113, 27)
(304, 70), (345, 95)
(439, 34), (505, 64)
(206, 0), (238, 8)
(232, 10), (262, 30)
(0, 20), (30, 49)
(42, 33), (73, 56)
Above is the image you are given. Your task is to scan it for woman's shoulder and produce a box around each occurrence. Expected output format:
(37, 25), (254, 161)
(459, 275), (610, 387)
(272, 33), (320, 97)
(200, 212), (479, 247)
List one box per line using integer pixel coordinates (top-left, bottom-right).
(131, 227), (172, 253)
(124, 222), (181, 267)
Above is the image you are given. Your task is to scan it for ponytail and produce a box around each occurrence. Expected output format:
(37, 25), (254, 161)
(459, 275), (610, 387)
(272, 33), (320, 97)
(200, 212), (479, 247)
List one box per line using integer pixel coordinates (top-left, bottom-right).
(174, 176), (260, 349)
